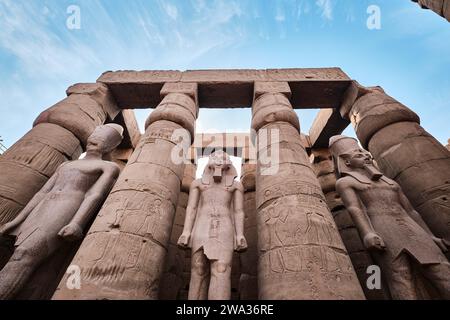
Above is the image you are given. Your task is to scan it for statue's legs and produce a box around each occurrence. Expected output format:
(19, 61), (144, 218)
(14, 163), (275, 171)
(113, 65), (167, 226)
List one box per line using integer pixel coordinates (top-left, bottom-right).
(380, 253), (418, 300)
(188, 249), (210, 300)
(208, 259), (232, 300)
(0, 236), (49, 299)
(419, 261), (450, 299)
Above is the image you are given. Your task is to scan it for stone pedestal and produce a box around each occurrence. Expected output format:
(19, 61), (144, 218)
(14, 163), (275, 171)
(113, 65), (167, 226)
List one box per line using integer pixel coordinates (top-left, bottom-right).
(0, 83), (116, 226)
(53, 83), (198, 300)
(311, 148), (390, 300)
(344, 87), (450, 259)
(252, 82), (364, 300)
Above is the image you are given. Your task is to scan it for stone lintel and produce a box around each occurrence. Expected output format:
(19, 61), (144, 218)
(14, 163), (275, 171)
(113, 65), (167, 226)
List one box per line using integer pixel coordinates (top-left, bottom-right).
(112, 109), (142, 149)
(185, 132), (310, 161)
(309, 108), (350, 149)
(97, 68), (351, 109)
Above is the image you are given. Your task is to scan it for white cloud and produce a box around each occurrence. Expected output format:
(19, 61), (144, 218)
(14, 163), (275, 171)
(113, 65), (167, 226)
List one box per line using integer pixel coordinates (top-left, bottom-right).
(316, 0), (333, 20)
(164, 3), (178, 20)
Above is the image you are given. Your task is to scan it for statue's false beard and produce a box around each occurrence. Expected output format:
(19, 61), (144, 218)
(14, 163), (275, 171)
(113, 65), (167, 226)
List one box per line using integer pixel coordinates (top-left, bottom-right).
(364, 164), (383, 181)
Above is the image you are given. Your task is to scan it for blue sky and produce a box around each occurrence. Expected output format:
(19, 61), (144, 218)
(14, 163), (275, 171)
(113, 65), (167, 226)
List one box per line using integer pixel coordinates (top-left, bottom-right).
(0, 0), (449, 150)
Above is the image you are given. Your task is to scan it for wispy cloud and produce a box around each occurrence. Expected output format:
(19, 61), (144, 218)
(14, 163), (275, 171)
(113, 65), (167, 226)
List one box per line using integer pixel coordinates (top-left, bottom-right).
(316, 0), (333, 20)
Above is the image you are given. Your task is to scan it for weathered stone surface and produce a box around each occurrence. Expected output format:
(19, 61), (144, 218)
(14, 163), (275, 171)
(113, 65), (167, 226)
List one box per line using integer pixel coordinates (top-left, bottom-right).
(181, 163), (197, 193)
(254, 81), (291, 100)
(159, 165), (195, 300)
(239, 164), (258, 300)
(346, 88), (450, 252)
(0, 124), (82, 225)
(253, 84), (364, 300)
(0, 124), (124, 299)
(311, 148), (388, 300)
(98, 68), (351, 109)
(34, 94), (108, 147)
(252, 90), (299, 132)
(309, 109), (350, 148)
(350, 90), (420, 148)
(331, 135), (450, 299)
(66, 83), (121, 120)
(53, 88), (197, 300)
(176, 151), (246, 300)
(113, 109), (141, 149)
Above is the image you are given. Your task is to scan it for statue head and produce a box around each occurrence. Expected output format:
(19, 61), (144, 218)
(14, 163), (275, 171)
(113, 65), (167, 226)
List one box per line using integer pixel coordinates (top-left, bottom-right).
(202, 151), (237, 187)
(329, 135), (382, 182)
(86, 124), (124, 156)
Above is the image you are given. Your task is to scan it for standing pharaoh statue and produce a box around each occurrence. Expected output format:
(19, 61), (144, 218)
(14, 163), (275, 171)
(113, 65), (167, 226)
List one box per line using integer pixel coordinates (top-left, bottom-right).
(0, 124), (124, 299)
(330, 135), (450, 299)
(177, 151), (247, 300)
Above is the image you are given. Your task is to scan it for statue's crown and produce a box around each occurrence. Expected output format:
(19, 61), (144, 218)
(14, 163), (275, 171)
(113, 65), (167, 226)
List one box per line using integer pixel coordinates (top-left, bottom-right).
(329, 135), (360, 158)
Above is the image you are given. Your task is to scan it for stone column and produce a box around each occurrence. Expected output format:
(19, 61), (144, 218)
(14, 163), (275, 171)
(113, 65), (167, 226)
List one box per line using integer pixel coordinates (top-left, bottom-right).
(239, 158), (259, 300)
(342, 85), (450, 257)
(252, 82), (364, 300)
(159, 163), (196, 300)
(53, 83), (198, 300)
(0, 83), (115, 226)
(110, 148), (134, 172)
(310, 148), (390, 300)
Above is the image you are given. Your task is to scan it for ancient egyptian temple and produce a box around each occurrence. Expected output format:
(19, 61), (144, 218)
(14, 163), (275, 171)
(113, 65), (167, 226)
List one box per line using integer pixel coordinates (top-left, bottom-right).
(0, 68), (449, 300)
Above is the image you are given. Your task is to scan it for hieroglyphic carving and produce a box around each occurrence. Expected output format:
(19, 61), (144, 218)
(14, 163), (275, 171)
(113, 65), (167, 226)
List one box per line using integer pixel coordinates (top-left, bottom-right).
(177, 151), (247, 300)
(253, 83), (364, 300)
(0, 124), (124, 299)
(331, 135), (450, 299)
(311, 148), (390, 300)
(344, 87), (450, 259)
(53, 86), (198, 300)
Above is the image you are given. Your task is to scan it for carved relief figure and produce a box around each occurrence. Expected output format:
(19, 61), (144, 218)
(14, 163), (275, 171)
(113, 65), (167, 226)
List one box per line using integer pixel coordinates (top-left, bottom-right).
(177, 151), (247, 300)
(0, 124), (124, 299)
(330, 135), (450, 299)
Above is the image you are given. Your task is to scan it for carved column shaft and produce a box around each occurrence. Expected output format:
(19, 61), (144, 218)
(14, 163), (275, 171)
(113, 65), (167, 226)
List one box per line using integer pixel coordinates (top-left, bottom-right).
(0, 83), (116, 226)
(159, 163), (196, 300)
(252, 82), (364, 300)
(53, 83), (198, 300)
(239, 160), (258, 300)
(343, 86), (450, 255)
(311, 148), (390, 300)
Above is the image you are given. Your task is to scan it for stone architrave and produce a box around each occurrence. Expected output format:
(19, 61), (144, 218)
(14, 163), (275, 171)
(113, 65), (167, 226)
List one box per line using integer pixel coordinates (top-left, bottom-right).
(0, 125), (124, 299)
(311, 148), (390, 300)
(252, 82), (365, 300)
(177, 151), (247, 300)
(342, 86), (450, 259)
(331, 135), (450, 300)
(0, 83), (116, 226)
(53, 83), (198, 300)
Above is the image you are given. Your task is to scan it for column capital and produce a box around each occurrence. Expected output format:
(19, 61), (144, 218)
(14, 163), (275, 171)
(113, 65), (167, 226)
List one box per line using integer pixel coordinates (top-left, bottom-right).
(66, 83), (121, 120)
(253, 81), (291, 101)
(339, 81), (372, 119)
(161, 82), (198, 106)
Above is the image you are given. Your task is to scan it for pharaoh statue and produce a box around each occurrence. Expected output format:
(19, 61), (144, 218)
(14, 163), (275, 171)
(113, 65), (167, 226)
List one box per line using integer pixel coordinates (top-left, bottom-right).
(330, 135), (450, 299)
(177, 151), (247, 300)
(0, 124), (124, 299)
